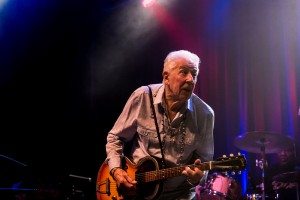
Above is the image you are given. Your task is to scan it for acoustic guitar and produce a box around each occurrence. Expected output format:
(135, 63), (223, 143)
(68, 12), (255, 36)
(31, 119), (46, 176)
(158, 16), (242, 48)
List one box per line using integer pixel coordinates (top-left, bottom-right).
(96, 153), (246, 200)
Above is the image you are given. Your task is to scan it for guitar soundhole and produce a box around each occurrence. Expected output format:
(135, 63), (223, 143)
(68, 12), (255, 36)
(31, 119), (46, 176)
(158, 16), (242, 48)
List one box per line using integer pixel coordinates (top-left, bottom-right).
(135, 159), (161, 199)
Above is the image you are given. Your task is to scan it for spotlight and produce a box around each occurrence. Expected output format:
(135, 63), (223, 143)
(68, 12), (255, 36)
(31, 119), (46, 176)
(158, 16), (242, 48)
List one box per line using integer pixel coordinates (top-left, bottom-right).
(142, 0), (157, 8)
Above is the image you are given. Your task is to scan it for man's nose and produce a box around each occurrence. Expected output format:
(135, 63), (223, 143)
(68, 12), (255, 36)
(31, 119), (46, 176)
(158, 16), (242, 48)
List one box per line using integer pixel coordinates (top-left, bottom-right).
(186, 73), (194, 83)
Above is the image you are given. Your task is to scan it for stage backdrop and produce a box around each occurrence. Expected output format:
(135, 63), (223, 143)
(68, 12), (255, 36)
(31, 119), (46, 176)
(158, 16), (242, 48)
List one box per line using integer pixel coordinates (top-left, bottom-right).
(0, 0), (299, 197)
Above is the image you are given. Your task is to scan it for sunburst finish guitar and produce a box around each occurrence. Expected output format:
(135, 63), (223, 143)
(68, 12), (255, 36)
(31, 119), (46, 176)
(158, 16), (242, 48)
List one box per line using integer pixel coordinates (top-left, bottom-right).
(96, 153), (246, 200)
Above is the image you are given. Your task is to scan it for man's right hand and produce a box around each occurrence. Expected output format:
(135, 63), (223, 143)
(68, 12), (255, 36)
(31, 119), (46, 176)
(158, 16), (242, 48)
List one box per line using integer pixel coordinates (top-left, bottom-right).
(112, 168), (138, 194)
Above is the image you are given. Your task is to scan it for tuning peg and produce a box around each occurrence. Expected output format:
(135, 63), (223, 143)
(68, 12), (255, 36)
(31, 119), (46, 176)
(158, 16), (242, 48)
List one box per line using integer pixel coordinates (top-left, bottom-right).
(224, 171), (228, 176)
(238, 170), (242, 175)
(229, 153), (234, 157)
(231, 171), (235, 175)
(223, 155), (227, 158)
(238, 152), (241, 156)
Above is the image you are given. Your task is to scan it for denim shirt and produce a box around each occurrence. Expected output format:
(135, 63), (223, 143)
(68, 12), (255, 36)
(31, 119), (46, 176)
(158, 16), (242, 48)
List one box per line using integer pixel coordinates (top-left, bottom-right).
(105, 83), (214, 199)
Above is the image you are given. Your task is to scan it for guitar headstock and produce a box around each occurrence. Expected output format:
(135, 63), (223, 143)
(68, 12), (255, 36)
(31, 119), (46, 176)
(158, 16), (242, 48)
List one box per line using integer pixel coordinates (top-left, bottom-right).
(211, 152), (247, 175)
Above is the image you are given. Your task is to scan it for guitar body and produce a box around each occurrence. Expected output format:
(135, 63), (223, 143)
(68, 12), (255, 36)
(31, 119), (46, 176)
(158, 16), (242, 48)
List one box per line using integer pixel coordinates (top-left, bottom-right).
(96, 156), (162, 200)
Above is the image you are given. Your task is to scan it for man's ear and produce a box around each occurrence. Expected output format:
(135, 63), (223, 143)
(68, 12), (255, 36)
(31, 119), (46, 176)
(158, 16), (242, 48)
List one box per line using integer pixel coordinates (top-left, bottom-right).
(163, 71), (169, 85)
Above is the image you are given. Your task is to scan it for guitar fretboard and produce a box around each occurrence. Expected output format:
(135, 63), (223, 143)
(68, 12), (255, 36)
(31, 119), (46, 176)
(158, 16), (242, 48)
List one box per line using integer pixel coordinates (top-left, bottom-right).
(136, 162), (211, 183)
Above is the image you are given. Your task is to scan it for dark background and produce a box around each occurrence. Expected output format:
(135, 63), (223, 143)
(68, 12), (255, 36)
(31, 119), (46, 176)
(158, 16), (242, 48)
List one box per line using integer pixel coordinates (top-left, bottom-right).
(1, 0), (300, 199)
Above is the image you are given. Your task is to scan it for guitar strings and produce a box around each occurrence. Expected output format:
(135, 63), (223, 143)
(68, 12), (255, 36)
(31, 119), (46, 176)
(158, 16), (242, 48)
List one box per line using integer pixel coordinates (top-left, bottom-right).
(134, 164), (198, 183)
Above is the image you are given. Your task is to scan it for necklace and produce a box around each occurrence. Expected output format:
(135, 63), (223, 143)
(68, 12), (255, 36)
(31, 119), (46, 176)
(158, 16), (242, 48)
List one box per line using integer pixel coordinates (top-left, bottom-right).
(161, 110), (187, 165)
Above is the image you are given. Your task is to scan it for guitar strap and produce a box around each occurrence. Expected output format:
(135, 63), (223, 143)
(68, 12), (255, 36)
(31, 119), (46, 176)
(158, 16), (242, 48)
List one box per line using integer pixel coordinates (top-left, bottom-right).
(147, 85), (166, 169)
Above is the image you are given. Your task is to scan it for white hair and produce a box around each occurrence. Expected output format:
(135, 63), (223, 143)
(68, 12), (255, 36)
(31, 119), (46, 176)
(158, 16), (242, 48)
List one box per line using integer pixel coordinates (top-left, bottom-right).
(163, 50), (200, 75)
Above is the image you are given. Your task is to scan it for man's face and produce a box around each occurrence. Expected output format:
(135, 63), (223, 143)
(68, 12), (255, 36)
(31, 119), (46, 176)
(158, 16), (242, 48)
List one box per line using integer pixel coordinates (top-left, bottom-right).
(278, 149), (294, 165)
(164, 58), (198, 101)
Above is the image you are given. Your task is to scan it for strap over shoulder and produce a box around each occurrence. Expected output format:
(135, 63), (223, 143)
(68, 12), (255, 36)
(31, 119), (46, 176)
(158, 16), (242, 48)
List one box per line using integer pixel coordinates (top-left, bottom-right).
(147, 85), (166, 169)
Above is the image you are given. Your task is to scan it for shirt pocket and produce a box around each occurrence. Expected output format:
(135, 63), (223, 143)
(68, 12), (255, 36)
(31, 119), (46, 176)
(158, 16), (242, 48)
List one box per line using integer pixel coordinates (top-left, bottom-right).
(137, 126), (158, 150)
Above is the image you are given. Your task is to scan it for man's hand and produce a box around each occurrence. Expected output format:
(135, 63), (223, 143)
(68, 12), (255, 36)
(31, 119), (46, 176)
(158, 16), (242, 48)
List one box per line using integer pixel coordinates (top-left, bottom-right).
(182, 159), (204, 185)
(112, 168), (137, 194)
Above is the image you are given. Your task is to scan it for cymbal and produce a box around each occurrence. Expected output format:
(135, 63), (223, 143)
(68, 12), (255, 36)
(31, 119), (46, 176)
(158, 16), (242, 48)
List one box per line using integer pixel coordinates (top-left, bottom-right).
(234, 131), (294, 154)
(272, 171), (300, 183)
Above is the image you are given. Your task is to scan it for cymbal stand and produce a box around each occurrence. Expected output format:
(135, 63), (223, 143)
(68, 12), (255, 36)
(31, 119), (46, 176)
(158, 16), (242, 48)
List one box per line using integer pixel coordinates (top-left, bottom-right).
(256, 141), (267, 200)
(292, 143), (299, 200)
(297, 107), (300, 200)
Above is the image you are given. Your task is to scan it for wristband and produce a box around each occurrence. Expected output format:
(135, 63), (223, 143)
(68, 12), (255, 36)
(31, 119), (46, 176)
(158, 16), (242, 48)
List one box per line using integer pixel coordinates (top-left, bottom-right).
(110, 167), (121, 178)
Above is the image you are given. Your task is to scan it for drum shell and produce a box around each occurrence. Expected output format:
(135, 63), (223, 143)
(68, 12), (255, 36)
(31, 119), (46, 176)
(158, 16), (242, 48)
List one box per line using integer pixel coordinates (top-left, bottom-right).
(197, 173), (242, 200)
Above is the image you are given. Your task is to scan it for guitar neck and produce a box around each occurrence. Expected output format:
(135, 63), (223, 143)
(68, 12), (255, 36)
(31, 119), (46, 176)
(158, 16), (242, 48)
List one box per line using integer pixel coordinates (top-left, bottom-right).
(138, 162), (211, 183)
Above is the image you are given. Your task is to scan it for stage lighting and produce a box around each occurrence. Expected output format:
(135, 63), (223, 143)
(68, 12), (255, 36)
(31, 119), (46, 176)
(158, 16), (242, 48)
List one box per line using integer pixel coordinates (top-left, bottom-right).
(142, 0), (157, 8)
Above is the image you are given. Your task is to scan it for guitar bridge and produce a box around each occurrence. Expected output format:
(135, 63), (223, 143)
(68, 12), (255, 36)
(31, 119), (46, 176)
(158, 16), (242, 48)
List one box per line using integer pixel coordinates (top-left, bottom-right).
(96, 178), (111, 195)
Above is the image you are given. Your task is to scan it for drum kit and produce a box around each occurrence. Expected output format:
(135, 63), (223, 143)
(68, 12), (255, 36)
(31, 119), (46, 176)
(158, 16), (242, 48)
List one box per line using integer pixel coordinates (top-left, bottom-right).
(198, 131), (300, 200)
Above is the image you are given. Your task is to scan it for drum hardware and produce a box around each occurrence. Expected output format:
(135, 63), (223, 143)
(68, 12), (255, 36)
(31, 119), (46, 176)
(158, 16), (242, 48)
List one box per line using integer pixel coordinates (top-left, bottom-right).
(234, 131), (294, 154)
(67, 173), (93, 200)
(0, 187), (38, 191)
(256, 159), (268, 169)
(0, 154), (27, 167)
(255, 157), (269, 199)
(245, 193), (276, 200)
(234, 131), (295, 200)
(69, 174), (92, 182)
(198, 172), (242, 200)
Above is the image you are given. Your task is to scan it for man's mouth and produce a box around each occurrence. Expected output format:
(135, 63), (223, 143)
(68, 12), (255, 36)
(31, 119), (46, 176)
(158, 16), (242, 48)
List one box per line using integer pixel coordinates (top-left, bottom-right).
(182, 87), (192, 92)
